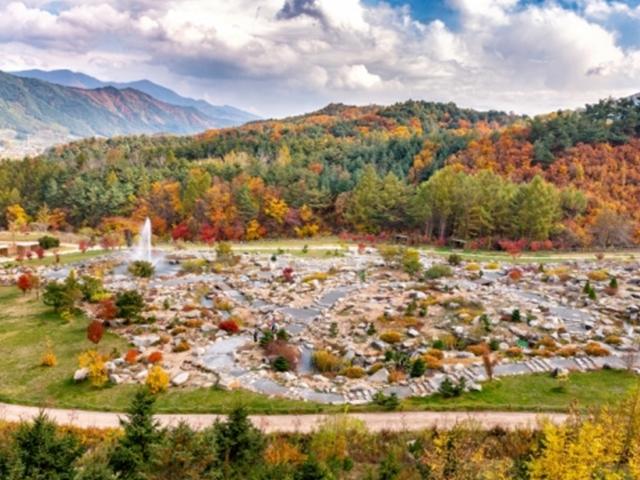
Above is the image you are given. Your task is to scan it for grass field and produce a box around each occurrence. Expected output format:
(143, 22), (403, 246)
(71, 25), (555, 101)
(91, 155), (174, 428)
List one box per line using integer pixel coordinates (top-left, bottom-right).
(0, 285), (637, 414)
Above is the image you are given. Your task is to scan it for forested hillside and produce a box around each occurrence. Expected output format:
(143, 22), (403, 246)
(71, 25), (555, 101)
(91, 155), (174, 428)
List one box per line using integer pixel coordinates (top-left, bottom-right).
(1, 98), (638, 249)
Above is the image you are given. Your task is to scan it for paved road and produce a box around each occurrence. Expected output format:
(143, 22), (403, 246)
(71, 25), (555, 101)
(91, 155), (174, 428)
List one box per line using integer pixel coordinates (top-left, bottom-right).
(0, 402), (567, 433)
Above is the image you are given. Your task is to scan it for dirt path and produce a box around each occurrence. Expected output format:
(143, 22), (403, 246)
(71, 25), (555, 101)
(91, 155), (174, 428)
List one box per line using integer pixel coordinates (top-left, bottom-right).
(0, 402), (566, 433)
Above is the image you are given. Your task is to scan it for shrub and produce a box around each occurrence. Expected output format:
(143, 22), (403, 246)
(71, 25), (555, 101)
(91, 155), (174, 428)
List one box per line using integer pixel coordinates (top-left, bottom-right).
(128, 260), (155, 278)
(147, 351), (163, 364)
(343, 366), (366, 379)
(219, 319), (240, 333)
(401, 249), (422, 276)
(78, 350), (108, 387)
(264, 341), (300, 370)
(272, 356), (291, 372)
(537, 336), (558, 350)
(508, 268), (523, 281)
(438, 377), (466, 398)
(426, 348), (444, 360)
(588, 270), (609, 282)
(380, 331), (402, 344)
(282, 267), (294, 283)
(181, 259), (208, 274)
(465, 262), (481, 271)
(448, 253), (462, 266)
(17, 272), (35, 294)
(378, 245), (403, 266)
(505, 346), (523, 358)
(303, 272), (330, 283)
(584, 342), (610, 357)
(97, 298), (117, 320)
(86, 320), (105, 344)
(40, 339), (57, 367)
(604, 335), (623, 346)
(609, 277), (619, 290)
(388, 369), (405, 383)
(38, 235), (60, 250)
(557, 346), (578, 357)
(372, 392), (400, 411)
(265, 438), (305, 466)
(146, 365), (170, 394)
(485, 261), (500, 270)
(410, 358), (426, 377)
(115, 290), (145, 321)
(43, 273), (82, 314)
(511, 309), (522, 322)
(423, 264), (452, 280)
(125, 349), (139, 364)
(173, 340), (191, 353)
(467, 343), (490, 356)
(312, 350), (342, 373)
(421, 354), (442, 370)
(215, 242), (233, 262)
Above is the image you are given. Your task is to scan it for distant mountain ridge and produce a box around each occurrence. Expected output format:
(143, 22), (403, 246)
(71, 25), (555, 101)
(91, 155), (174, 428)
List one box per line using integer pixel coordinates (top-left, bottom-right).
(0, 71), (219, 157)
(12, 69), (259, 127)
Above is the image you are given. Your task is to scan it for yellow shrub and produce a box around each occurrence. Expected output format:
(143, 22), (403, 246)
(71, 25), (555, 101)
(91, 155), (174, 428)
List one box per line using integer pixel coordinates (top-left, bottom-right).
(146, 365), (169, 394)
(78, 350), (108, 387)
(425, 348), (444, 360)
(312, 350), (342, 373)
(309, 416), (367, 462)
(557, 346), (578, 357)
(467, 343), (490, 356)
(505, 347), (523, 358)
(465, 262), (481, 271)
(588, 270), (609, 282)
(343, 366), (366, 379)
(41, 352), (57, 367)
(388, 369), (406, 383)
(380, 331), (403, 344)
(485, 262), (500, 270)
(302, 272), (330, 283)
(422, 354), (443, 370)
(265, 438), (306, 465)
(585, 342), (610, 357)
(172, 340), (191, 353)
(604, 335), (622, 346)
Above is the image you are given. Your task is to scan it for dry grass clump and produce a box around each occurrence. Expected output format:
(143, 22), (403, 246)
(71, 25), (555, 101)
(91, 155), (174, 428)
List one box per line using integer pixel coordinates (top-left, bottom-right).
(505, 346), (523, 358)
(313, 350), (342, 373)
(588, 270), (609, 282)
(557, 346), (578, 357)
(467, 343), (490, 356)
(342, 366), (366, 379)
(584, 342), (610, 357)
(604, 335), (623, 346)
(380, 331), (403, 344)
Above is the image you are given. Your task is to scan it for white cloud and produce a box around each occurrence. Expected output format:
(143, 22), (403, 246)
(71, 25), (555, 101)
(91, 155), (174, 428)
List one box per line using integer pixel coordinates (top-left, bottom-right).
(1, 0), (640, 117)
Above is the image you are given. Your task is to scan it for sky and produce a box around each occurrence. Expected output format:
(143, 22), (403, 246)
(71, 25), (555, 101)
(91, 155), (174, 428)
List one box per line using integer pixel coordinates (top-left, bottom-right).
(2, 0), (640, 118)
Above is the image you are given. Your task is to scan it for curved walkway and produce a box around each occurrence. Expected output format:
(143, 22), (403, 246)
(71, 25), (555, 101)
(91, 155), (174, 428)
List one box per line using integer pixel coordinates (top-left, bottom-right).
(0, 402), (567, 433)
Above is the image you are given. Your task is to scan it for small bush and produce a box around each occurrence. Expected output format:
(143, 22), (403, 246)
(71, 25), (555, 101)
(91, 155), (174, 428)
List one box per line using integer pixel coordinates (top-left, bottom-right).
(115, 290), (145, 321)
(40, 340), (57, 367)
(508, 269), (523, 282)
(312, 350), (342, 373)
(604, 335), (623, 346)
(537, 336), (557, 350)
(402, 249), (422, 276)
(86, 320), (105, 344)
(505, 346), (523, 358)
(438, 377), (466, 398)
(425, 348), (444, 360)
(146, 365), (169, 394)
(464, 262), (481, 272)
(302, 272), (330, 283)
(423, 264), (452, 280)
(467, 343), (490, 356)
(38, 235), (60, 250)
(557, 346), (578, 357)
(219, 319), (240, 333)
(173, 340), (191, 353)
(272, 356), (291, 372)
(588, 270), (609, 282)
(343, 366), (366, 379)
(485, 262), (500, 270)
(422, 354), (443, 370)
(128, 260), (155, 278)
(147, 351), (163, 364)
(380, 331), (402, 344)
(410, 358), (426, 377)
(125, 349), (139, 364)
(372, 392), (399, 411)
(264, 341), (300, 370)
(388, 369), (405, 383)
(78, 350), (108, 387)
(181, 259), (208, 274)
(511, 309), (522, 322)
(448, 254), (462, 266)
(584, 342), (610, 357)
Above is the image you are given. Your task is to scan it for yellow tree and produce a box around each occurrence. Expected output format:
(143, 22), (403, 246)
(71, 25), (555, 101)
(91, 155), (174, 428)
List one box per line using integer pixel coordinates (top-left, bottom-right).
(6, 204), (29, 241)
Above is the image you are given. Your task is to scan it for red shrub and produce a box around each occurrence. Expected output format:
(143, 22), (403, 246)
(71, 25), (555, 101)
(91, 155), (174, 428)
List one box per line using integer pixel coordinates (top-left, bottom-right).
(87, 320), (105, 344)
(147, 351), (163, 364)
(125, 349), (139, 364)
(219, 319), (240, 333)
(16, 273), (34, 294)
(97, 298), (117, 320)
(34, 246), (45, 259)
(78, 240), (89, 253)
(264, 340), (300, 369)
(282, 267), (294, 283)
(508, 268), (523, 282)
(172, 222), (191, 242)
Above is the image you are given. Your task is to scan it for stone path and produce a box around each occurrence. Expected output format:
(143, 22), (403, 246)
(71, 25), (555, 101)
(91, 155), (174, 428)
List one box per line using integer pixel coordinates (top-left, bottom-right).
(0, 402), (567, 433)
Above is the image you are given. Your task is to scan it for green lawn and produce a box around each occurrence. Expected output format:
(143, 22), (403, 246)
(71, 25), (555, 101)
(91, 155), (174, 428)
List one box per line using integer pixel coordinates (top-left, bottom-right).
(0, 286), (637, 414)
(1, 249), (110, 268)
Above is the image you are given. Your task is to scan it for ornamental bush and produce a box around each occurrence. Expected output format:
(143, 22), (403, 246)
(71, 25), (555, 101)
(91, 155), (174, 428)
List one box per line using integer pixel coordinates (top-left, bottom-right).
(146, 365), (169, 394)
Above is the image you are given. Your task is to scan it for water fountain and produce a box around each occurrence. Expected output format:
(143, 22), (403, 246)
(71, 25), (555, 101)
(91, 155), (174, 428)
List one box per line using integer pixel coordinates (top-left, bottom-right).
(131, 218), (153, 263)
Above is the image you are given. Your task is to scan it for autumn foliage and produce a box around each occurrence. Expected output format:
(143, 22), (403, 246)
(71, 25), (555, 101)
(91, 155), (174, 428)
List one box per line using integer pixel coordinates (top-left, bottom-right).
(86, 320), (105, 344)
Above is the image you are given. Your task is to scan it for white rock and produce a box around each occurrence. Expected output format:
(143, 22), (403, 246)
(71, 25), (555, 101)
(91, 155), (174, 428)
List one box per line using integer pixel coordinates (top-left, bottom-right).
(171, 371), (190, 386)
(369, 367), (389, 383)
(109, 374), (123, 385)
(73, 368), (88, 382)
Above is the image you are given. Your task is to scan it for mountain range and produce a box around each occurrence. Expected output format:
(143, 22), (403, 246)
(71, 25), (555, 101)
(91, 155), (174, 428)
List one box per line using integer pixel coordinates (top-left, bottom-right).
(12, 69), (258, 126)
(0, 70), (258, 158)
